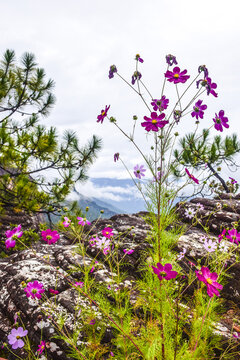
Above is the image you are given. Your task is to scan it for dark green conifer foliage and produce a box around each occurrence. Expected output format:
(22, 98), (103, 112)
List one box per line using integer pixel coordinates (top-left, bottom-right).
(173, 128), (240, 193)
(0, 49), (102, 217)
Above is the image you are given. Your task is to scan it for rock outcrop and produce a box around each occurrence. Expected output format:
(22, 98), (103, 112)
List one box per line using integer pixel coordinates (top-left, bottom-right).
(0, 196), (240, 359)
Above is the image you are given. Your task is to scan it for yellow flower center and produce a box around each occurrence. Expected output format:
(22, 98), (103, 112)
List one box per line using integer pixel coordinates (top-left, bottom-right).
(106, 232), (109, 235)
(101, 111), (105, 116)
(152, 119), (157, 124)
(46, 235), (52, 240)
(159, 271), (166, 277)
(174, 73), (179, 78)
(206, 277), (213, 285)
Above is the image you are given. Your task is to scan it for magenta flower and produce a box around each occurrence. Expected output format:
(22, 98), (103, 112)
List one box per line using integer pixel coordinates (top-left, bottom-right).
(114, 152), (119, 162)
(198, 65), (209, 78)
(229, 177), (237, 184)
(123, 249), (134, 255)
(218, 229), (226, 243)
(166, 54), (178, 66)
(135, 54), (144, 63)
(213, 110), (229, 132)
(141, 112), (168, 132)
(75, 281), (84, 288)
(5, 237), (16, 249)
(152, 263), (178, 281)
(134, 164), (146, 179)
(191, 100), (207, 120)
(77, 216), (91, 226)
(102, 227), (114, 238)
(226, 229), (240, 245)
(8, 327), (28, 349)
(63, 216), (71, 227)
(37, 340), (46, 354)
(165, 66), (190, 84)
(196, 266), (223, 297)
(97, 105), (110, 123)
(89, 319), (95, 325)
(173, 110), (182, 124)
(151, 96), (169, 112)
(132, 71), (142, 85)
(108, 65), (117, 79)
(41, 229), (60, 244)
(185, 168), (199, 184)
(5, 224), (23, 239)
(49, 288), (59, 295)
(197, 77), (218, 97)
(24, 280), (45, 299)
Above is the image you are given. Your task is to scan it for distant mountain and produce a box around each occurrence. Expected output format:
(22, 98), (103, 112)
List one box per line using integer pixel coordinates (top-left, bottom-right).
(90, 178), (147, 214)
(73, 188), (125, 221)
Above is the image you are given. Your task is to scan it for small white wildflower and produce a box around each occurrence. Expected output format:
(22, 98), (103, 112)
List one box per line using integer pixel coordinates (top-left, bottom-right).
(49, 342), (59, 352)
(219, 241), (228, 252)
(196, 202), (204, 211)
(49, 327), (54, 333)
(177, 248), (186, 260)
(57, 351), (63, 355)
(203, 238), (217, 253)
(184, 207), (196, 219)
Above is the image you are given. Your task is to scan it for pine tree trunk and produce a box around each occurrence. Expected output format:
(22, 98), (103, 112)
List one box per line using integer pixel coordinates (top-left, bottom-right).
(207, 162), (230, 193)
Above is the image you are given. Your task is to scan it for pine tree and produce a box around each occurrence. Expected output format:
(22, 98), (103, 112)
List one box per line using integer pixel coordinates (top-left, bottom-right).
(0, 49), (102, 218)
(172, 128), (240, 194)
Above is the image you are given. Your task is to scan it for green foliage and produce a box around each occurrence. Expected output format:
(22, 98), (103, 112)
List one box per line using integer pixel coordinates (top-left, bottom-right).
(0, 49), (102, 219)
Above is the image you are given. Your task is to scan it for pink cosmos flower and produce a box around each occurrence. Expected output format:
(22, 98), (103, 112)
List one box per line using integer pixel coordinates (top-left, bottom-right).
(5, 237), (16, 249)
(135, 54), (144, 63)
(218, 229), (226, 243)
(123, 249), (134, 255)
(166, 54), (178, 66)
(8, 327), (28, 349)
(196, 266), (223, 297)
(5, 224), (23, 239)
(5, 224), (23, 249)
(229, 177), (237, 184)
(165, 66), (190, 84)
(37, 340), (46, 354)
(177, 248), (186, 261)
(77, 217), (91, 226)
(226, 229), (240, 245)
(108, 65), (117, 79)
(213, 110), (229, 132)
(97, 105), (110, 123)
(49, 288), (59, 295)
(114, 153), (119, 162)
(41, 229), (60, 244)
(134, 164), (146, 179)
(131, 71), (142, 85)
(203, 238), (217, 253)
(184, 208), (196, 219)
(102, 227), (114, 238)
(75, 281), (84, 288)
(151, 96), (169, 112)
(196, 202), (204, 211)
(185, 168), (199, 184)
(152, 263), (178, 281)
(197, 77), (218, 97)
(24, 280), (45, 299)
(191, 100), (207, 120)
(141, 112), (168, 132)
(63, 216), (71, 227)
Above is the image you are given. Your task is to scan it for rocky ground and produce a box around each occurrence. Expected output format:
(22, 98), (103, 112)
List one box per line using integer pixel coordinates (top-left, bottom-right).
(0, 194), (240, 359)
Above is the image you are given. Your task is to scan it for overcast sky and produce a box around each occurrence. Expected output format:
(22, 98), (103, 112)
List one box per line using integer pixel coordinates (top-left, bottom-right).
(1, 0), (240, 200)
